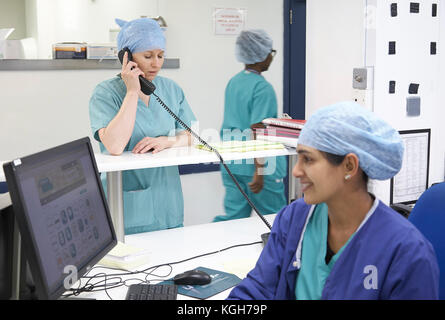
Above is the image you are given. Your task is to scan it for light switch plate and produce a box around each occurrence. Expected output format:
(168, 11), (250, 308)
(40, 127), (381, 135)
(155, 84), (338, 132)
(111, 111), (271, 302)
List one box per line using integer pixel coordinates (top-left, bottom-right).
(353, 68), (367, 89)
(406, 96), (421, 117)
(353, 67), (374, 90)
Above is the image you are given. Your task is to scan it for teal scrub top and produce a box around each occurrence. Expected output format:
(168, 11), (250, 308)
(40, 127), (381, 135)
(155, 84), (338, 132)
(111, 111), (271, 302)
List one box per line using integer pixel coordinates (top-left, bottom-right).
(295, 203), (355, 300)
(221, 70), (287, 178)
(89, 75), (196, 235)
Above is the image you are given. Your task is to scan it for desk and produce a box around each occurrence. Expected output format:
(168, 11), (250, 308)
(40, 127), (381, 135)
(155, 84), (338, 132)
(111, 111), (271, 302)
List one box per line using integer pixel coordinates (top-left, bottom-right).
(0, 193), (11, 210)
(1, 145), (297, 242)
(0, 161), (6, 182)
(73, 214), (275, 300)
(95, 145), (296, 242)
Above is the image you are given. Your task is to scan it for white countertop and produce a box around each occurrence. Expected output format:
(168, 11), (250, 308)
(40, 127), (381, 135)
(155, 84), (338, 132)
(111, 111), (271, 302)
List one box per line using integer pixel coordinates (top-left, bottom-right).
(95, 145), (296, 173)
(75, 214), (275, 300)
(1, 145), (296, 180)
(0, 193), (11, 210)
(0, 161), (6, 182)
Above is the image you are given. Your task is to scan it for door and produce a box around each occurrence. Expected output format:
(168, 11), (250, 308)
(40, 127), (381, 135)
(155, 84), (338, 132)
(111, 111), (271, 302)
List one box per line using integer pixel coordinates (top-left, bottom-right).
(284, 0), (306, 202)
(284, 0), (306, 120)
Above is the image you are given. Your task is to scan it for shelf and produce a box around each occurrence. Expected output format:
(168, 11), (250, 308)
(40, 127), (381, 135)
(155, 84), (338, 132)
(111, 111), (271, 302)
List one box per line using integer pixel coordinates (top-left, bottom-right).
(0, 58), (180, 71)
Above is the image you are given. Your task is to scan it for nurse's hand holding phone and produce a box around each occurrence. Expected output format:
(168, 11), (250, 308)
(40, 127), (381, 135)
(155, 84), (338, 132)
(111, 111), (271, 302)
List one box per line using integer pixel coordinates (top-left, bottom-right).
(120, 51), (145, 94)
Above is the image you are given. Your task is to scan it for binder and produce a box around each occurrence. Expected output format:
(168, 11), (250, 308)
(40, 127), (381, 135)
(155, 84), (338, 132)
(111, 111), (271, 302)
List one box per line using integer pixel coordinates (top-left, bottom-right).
(261, 118), (306, 130)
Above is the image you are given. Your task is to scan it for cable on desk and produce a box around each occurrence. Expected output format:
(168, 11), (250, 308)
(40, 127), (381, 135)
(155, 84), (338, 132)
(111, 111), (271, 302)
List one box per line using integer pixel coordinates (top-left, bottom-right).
(164, 240), (263, 267)
(82, 239), (262, 279)
(65, 239), (262, 298)
(62, 273), (124, 300)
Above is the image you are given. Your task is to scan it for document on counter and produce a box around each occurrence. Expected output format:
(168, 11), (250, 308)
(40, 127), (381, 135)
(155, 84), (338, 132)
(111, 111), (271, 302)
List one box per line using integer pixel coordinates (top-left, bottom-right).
(196, 139), (285, 153)
(97, 241), (150, 270)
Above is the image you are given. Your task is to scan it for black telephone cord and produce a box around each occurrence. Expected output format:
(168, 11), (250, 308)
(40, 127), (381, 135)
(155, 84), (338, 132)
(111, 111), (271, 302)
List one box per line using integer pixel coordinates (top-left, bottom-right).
(152, 92), (272, 230)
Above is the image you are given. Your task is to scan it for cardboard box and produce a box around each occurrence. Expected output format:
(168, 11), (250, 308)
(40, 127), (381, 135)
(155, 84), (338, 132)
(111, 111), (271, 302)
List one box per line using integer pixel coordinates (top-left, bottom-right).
(86, 43), (118, 59)
(52, 42), (87, 59)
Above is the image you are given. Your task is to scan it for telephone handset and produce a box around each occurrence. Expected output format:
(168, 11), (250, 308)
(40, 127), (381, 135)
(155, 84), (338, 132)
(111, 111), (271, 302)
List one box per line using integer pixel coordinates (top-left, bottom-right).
(118, 47), (156, 96)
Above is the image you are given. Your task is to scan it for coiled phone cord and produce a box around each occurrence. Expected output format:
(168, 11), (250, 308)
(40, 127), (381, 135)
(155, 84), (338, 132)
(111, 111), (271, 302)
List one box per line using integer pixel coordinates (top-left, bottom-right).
(152, 92), (272, 231)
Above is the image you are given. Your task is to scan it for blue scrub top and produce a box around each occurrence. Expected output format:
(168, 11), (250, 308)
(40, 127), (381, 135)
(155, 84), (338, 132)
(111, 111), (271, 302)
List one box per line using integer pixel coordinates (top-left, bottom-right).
(295, 203), (354, 299)
(227, 198), (439, 300)
(221, 70), (287, 178)
(89, 75), (196, 234)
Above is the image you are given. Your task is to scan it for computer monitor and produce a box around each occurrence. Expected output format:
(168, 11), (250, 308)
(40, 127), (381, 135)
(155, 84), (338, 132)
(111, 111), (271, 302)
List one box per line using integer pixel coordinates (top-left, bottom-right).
(0, 204), (14, 299)
(2, 137), (117, 300)
(390, 129), (431, 205)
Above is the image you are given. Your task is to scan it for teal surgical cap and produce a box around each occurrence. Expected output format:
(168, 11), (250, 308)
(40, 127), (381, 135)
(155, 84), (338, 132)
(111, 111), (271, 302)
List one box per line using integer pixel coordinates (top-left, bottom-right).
(116, 18), (165, 53)
(235, 29), (273, 64)
(298, 101), (404, 180)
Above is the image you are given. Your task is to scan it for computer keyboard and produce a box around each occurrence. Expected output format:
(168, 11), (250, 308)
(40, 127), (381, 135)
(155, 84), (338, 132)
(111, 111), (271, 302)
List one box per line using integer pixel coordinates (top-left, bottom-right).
(125, 284), (178, 300)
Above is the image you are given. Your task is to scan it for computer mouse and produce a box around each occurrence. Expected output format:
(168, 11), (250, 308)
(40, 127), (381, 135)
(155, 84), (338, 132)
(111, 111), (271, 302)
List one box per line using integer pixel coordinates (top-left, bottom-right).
(173, 269), (212, 286)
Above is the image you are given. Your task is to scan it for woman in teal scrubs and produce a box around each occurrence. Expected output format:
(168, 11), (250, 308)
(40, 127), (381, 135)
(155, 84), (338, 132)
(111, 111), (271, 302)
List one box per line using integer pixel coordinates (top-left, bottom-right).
(89, 18), (196, 235)
(213, 29), (287, 222)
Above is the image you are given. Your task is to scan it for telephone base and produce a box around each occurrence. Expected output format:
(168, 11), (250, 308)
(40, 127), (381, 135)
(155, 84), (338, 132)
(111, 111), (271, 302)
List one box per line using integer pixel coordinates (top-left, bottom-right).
(261, 232), (270, 247)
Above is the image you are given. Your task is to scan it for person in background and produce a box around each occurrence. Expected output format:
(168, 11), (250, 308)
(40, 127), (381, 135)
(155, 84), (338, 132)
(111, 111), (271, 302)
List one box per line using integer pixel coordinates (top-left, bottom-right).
(89, 18), (196, 235)
(213, 29), (287, 223)
(227, 101), (439, 300)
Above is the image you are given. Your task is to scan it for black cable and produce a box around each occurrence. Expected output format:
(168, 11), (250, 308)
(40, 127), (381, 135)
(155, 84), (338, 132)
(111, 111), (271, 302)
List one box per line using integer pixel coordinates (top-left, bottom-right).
(152, 92), (272, 230)
(164, 240), (262, 267)
(64, 274), (124, 297)
(77, 239), (261, 281)
(61, 239), (262, 298)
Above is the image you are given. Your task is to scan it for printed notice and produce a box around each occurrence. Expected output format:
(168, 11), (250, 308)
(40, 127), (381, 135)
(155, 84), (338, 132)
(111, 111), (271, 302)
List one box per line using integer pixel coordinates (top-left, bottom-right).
(392, 130), (429, 204)
(213, 8), (246, 35)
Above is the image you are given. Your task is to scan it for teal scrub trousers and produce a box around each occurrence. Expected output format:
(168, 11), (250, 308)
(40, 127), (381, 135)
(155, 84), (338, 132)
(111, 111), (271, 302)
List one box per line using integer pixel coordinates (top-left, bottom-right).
(214, 170), (287, 222)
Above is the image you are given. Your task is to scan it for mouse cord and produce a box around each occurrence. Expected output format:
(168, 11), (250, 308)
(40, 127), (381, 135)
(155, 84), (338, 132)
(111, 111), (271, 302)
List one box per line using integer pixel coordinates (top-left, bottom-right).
(62, 240), (261, 297)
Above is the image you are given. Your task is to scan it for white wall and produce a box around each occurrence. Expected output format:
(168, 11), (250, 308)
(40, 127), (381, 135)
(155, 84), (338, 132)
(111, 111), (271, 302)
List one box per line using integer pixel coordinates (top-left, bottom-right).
(158, 0), (284, 136)
(366, 0), (444, 203)
(0, 0), (283, 226)
(29, 0), (159, 59)
(305, 0), (366, 117)
(0, 0), (27, 39)
(0, 69), (115, 157)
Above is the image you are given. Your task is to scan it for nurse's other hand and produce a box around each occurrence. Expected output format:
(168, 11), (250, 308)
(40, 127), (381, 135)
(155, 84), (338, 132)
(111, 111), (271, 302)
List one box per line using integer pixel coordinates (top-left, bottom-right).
(132, 136), (174, 154)
(248, 173), (264, 194)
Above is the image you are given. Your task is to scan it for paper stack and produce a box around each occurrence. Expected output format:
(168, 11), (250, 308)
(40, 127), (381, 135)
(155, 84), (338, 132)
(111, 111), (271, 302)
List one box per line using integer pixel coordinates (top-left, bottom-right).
(253, 117), (306, 147)
(195, 139), (285, 153)
(98, 241), (150, 270)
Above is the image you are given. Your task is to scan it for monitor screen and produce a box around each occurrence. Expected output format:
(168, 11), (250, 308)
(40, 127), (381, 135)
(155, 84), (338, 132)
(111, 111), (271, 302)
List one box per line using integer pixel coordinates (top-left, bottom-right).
(3, 137), (117, 299)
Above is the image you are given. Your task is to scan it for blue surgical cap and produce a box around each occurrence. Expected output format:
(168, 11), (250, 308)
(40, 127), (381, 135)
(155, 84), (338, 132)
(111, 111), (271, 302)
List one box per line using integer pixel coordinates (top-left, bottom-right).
(115, 18), (165, 53)
(298, 101), (404, 180)
(235, 29), (273, 64)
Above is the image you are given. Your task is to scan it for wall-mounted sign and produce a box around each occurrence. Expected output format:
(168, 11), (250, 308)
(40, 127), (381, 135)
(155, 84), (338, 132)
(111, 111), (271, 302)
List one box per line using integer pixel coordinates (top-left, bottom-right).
(213, 8), (246, 35)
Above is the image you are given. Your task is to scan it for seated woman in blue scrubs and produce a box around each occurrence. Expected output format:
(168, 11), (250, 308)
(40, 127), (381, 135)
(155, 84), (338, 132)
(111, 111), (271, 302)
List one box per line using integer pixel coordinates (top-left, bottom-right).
(228, 101), (439, 300)
(89, 18), (196, 235)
